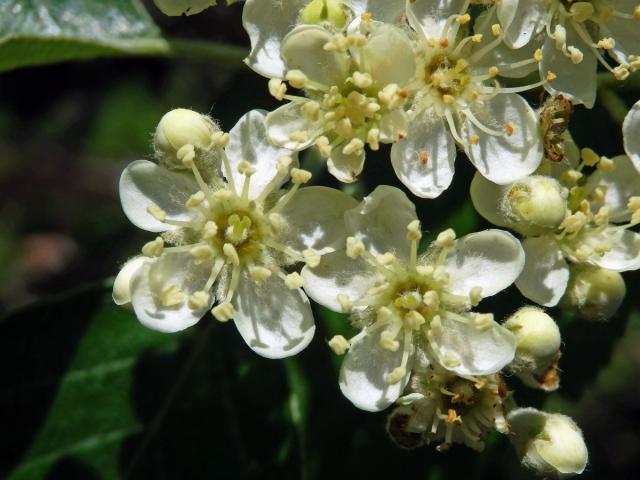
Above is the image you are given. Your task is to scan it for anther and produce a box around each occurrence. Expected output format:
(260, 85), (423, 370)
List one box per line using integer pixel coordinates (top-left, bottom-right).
(276, 155), (293, 175)
(342, 138), (365, 156)
(142, 236), (164, 257)
(249, 265), (272, 283)
(315, 136), (332, 157)
(380, 331), (400, 351)
(404, 311), (426, 330)
(474, 313), (493, 331)
(469, 286), (483, 306)
(268, 78), (287, 101)
(435, 228), (456, 248)
(188, 291), (210, 310)
(351, 71), (373, 88)
(613, 65), (629, 80)
(423, 290), (440, 309)
(376, 252), (396, 266)
(534, 49), (543, 62)
(285, 272), (304, 289)
(285, 69), (308, 88)
(596, 157), (615, 172)
(186, 191), (206, 207)
(237, 160), (256, 176)
(488, 66), (499, 77)
(407, 220), (422, 241)
(178, 144), (196, 167)
(303, 249), (321, 268)
(337, 294), (352, 312)
(596, 37), (615, 50)
(546, 70), (557, 82)
(147, 205), (167, 222)
(581, 148), (600, 166)
(291, 168), (312, 184)
(211, 131), (230, 147)
(288, 130), (310, 142)
(328, 335), (350, 355)
(161, 285), (184, 307)
(456, 13), (471, 25)
(223, 243), (240, 266)
(387, 366), (406, 384)
(212, 301), (235, 322)
(367, 128), (380, 151)
(491, 24), (502, 36)
(470, 134), (480, 145)
(505, 122), (516, 135)
(567, 46), (583, 64)
(202, 220), (218, 239)
(301, 101), (320, 120)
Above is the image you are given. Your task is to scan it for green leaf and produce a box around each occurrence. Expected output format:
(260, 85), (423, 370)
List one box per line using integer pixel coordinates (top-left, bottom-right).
(0, 283), (182, 479)
(0, 0), (169, 73)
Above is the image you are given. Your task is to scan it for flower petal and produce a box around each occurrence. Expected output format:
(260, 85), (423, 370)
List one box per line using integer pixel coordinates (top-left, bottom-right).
(390, 114), (456, 199)
(499, 0), (545, 49)
(113, 256), (147, 306)
(326, 142), (366, 183)
(119, 160), (198, 233)
(242, 0), (307, 78)
(429, 315), (516, 376)
(444, 229), (525, 299)
(279, 186), (358, 254)
(281, 25), (350, 87)
(339, 329), (411, 411)
(301, 250), (377, 312)
(266, 102), (323, 150)
(623, 100), (640, 173)
(469, 172), (510, 227)
(344, 0), (406, 24)
(226, 109), (299, 199)
(591, 229), (640, 272)
(130, 252), (212, 333)
(540, 26), (597, 108)
(515, 236), (570, 306)
(344, 185), (417, 259)
(232, 271), (315, 359)
(601, 9), (640, 66)
(464, 93), (543, 185)
(584, 154), (640, 222)
(406, 0), (468, 38)
(360, 23), (416, 88)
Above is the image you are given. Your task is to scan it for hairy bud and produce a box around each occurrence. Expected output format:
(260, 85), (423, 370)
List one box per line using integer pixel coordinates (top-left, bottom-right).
(561, 265), (626, 321)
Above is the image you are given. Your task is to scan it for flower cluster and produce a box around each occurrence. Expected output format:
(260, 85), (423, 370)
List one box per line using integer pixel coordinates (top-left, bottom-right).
(115, 1), (640, 477)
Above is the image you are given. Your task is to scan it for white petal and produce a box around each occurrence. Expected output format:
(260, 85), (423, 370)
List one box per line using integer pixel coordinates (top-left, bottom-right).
(540, 27), (597, 108)
(344, 0), (406, 24)
(623, 100), (640, 173)
(113, 256), (147, 306)
(281, 25), (350, 87)
(377, 109), (410, 144)
(469, 172), (510, 227)
(406, 0), (468, 38)
(279, 186), (358, 254)
(301, 250), (377, 312)
(266, 102), (323, 150)
(430, 315), (516, 376)
(339, 329), (411, 411)
(516, 236), (570, 306)
(584, 155), (640, 222)
(499, 0), (545, 49)
(445, 229), (525, 298)
(242, 0), (307, 78)
(344, 185), (417, 258)
(119, 160), (198, 233)
(226, 109), (299, 199)
(232, 271), (315, 359)
(390, 114), (456, 199)
(464, 93), (543, 185)
(130, 252), (212, 333)
(591, 229), (640, 272)
(360, 23), (416, 88)
(601, 15), (640, 66)
(326, 142), (365, 183)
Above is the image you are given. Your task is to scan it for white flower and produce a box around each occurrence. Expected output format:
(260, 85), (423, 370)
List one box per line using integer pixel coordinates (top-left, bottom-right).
(387, 366), (509, 451)
(623, 98), (640, 172)
(263, 19), (416, 182)
(301, 186), (523, 411)
(115, 109), (357, 359)
(153, 0), (216, 16)
(471, 150), (640, 307)
(390, 0), (543, 198)
(494, 0), (640, 107)
(508, 408), (588, 478)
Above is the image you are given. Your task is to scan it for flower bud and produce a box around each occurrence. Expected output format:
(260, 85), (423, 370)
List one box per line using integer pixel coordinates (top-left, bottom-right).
(299, 0), (347, 28)
(153, 0), (216, 16)
(112, 256), (147, 307)
(504, 307), (562, 390)
(154, 108), (218, 169)
(561, 265), (626, 321)
(508, 408), (588, 478)
(502, 176), (568, 236)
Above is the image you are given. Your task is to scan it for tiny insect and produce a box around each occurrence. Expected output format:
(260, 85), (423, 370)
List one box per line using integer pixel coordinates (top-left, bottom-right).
(540, 94), (573, 162)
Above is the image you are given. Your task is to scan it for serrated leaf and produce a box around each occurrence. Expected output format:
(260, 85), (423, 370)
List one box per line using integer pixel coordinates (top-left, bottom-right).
(0, 0), (169, 73)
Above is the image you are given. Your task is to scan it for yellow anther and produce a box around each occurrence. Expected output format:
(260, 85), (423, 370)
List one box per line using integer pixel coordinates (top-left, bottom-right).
(560, 211), (588, 233)
(284, 272), (304, 289)
(367, 128), (380, 151)
(505, 122), (516, 135)
(387, 366), (406, 384)
(351, 71), (373, 88)
(469, 286), (483, 306)
(303, 249), (321, 268)
(534, 49), (543, 62)
(407, 220), (422, 241)
(475, 313), (493, 331)
(301, 101), (320, 120)
(249, 265), (272, 283)
(435, 228), (456, 248)
(580, 147), (600, 166)
(422, 290), (440, 309)
(546, 70), (557, 82)
(442, 94), (455, 104)
(597, 157), (616, 172)
(328, 335), (351, 355)
(147, 205), (167, 222)
(188, 291), (210, 310)
(568, 46), (584, 64)
(286, 69), (308, 88)
(613, 65), (630, 80)
(178, 144), (195, 167)
(376, 252), (396, 266)
(223, 243), (240, 266)
(596, 37), (615, 50)
(380, 330), (400, 352)
(268, 78), (287, 101)
(315, 136), (332, 157)
(211, 131), (230, 147)
(237, 160), (256, 176)
(628, 196), (640, 212)
(291, 168), (312, 184)
(346, 236), (365, 259)
(488, 66), (499, 77)
(337, 294), (352, 312)
(561, 169), (583, 185)
(491, 23), (502, 36)
(186, 190), (206, 208)
(471, 34), (483, 43)
(470, 134), (480, 145)
(276, 155), (293, 175)
(190, 244), (215, 262)
(288, 130), (310, 142)
(342, 138), (365, 156)
(404, 311), (426, 330)
(212, 301), (235, 322)
(202, 220), (218, 239)
(456, 13), (471, 25)
(160, 285), (184, 307)
(142, 236), (164, 257)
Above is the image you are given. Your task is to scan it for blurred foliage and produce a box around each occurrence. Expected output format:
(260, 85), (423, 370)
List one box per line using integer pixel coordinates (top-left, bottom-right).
(0, 1), (639, 479)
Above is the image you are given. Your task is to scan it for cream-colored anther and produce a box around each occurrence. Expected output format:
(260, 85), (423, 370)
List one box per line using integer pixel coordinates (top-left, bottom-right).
(378, 84), (400, 107)
(222, 243), (240, 266)
(546, 70), (557, 82)
(580, 148), (599, 166)
(376, 252), (396, 266)
(328, 335), (350, 355)
(351, 71), (373, 88)
(534, 49), (543, 61)
(190, 244), (215, 262)
(593, 205), (610, 225)
(213, 189), (234, 201)
(553, 25), (567, 49)
(430, 314), (443, 333)
(407, 220), (422, 241)
(315, 136), (332, 157)
(147, 205), (167, 222)
(488, 66), (499, 77)
(186, 191), (206, 208)
(386, 366), (406, 384)
(628, 196), (640, 212)
(276, 155), (293, 175)
(471, 33), (483, 43)
(302, 249), (321, 268)
(470, 134), (480, 145)
(202, 220), (218, 239)
(337, 294), (352, 312)
(379, 330), (400, 351)
(505, 122), (516, 135)
(560, 211), (587, 233)
(570, 2), (594, 22)
(268, 212), (288, 231)
(491, 23), (502, 36)
(301, 101), (320, 120)
(416, 265), (434, 277)
(211, 131), (230, 147)
(291, 168), (312, 184)
(249, 265), (272, 283)
(596, 37), (615, 50)
(212, 301), (235, 322)
(178, 144), (196, 167)
(286, 69), (308, 88)
(142, 236), (164, 257)
(404, 311), (425, 330)
(188, 291), (210, 310)
(442, 94), (455, 104)
(456, 13), (471, 24)
(347, 237), (365, 259)
(161, 285), (184, 307)
(422, 290), (440, 309)
(268, 78), (287, 101)
(567, 46), (583, 64)
(613, 65), (630, 80)
(285, 272), (304, 289)
(289, 130), (310, 142)
(474, 313), (493, 331)
(433, 266), (449, 283)
(435, 228), (456, 248)
(561, 169), (583, 185)
(341, 138), (365, 156)
(237, 160), (256, 176)
(469, 286), (483, 306)
(597, 157), (615, 171)
(367, 128), (380, 150)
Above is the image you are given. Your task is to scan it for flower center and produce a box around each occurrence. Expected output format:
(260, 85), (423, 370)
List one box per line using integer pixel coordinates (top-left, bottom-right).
(425, 54), (471, 99)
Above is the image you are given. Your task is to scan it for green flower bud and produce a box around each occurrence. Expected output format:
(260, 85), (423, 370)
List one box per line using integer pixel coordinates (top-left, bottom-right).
(153, 0), (216, 16)
(154, 108), (218, 169)
(561, 265), (626, 321)
(509, 408), (588, 478)
(299, 0), (347, 28)
(502, 176), (568, 236)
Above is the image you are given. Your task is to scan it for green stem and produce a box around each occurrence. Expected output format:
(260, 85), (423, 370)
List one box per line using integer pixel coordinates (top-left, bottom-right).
(598, 87), (629, 124)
